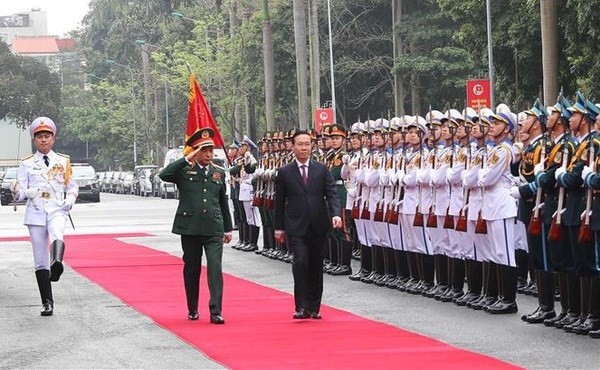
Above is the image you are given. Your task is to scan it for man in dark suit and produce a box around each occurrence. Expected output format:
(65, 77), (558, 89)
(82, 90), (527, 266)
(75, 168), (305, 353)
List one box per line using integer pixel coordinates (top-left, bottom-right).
(274, 130), (342, 319)
(159, 127), (233, 324)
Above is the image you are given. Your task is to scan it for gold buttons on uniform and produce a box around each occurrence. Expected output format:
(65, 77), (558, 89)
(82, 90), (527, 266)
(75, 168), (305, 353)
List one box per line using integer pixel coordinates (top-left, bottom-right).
(190, 177), (193, 180)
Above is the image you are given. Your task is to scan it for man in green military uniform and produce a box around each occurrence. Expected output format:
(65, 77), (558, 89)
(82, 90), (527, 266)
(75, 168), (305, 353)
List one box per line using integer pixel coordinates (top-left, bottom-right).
(159, 127), (233, 324)
(325, 124), (352, 275)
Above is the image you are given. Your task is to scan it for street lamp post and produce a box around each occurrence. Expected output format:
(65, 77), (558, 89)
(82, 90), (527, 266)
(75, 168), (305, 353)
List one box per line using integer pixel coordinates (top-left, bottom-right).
(326, 0), (336, 125)
(106, 59), (137, 166)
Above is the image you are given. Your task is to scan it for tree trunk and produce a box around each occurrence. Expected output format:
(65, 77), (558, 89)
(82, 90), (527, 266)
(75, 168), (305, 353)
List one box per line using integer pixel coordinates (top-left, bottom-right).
(308, 0), (320, 127)
(540, 0), (558, 105)
(262, 0), (276, 132)
(293, 0), (310, 130)
(392, 0), (405, 116)
(141, 43), (153, 161)
(230, 0), (243, 138)
(409, 39), (420, 115)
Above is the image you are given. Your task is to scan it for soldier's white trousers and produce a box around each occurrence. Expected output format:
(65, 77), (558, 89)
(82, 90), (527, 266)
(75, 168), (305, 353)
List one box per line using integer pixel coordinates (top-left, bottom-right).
(27, 215), (66, 271)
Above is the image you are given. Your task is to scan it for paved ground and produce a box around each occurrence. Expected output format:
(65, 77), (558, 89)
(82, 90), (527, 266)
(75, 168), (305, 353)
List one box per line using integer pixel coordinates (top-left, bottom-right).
(1, 193), (598, 369)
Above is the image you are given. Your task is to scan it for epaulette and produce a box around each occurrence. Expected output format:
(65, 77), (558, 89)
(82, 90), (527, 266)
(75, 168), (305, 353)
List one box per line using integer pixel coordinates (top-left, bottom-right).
(211, 162), (225, 171)
(57, 152), (70, 158)
(22, 154), (34, 160)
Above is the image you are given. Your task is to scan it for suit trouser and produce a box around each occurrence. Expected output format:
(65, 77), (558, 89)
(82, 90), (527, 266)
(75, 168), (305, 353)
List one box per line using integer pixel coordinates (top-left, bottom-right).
(288, 233), (326, 313)
(28, 215), (67, 271)
(181, 235), (224, 315)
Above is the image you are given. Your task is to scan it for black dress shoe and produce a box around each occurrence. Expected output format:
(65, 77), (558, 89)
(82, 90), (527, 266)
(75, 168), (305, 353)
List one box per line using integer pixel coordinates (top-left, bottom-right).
(553, 312), (580, 328)
(525, 309), (556, 324)
(486, 300), (518, 314)
(188, 311), (199, 320)
(544, 311), (567, 327)
(572, 316), (600, 334)
(589, 328), (600, 338)
(210, 314), (225, 324)
(293, 309), (310, 319)
(41, 299), (53, 316)
(309, 311), (322, 319)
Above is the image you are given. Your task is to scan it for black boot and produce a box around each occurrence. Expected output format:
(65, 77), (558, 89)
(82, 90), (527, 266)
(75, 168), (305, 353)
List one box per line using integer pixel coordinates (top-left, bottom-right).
(50, 240), (66, 282)
(233, 222), (246, 250)
(565, 276), (591, 333)
(455, 259), (481, 306)
(331, 241), (352, 276)
(525, 270), (556, 323)
(573, 276), (600, 334)
(325, 237), (340, 274)
(487, 265), (518, 314)
(553, 273), (581, 328)
(242, 225), (259, 251)
(430, 255), (449, 299)
(35, 270), (53, 316)
(362, 245), (382, 284)
(545, 272), (569, 327)
(375, 247), (394, 286)
(441, 258), (465, 302)
(350, 244), (370, 281)
(471, 262), (498, 310)
(515, 249), (529, 293)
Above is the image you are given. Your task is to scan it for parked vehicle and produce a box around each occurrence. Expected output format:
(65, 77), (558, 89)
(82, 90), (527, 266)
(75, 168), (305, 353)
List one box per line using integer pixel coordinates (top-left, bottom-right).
(119, 171), (135, 194)
(0, 167), (19, 206)
(133, 165), (158, 197)
(71, 163), (100, 202)
(102, 171), (114, 192)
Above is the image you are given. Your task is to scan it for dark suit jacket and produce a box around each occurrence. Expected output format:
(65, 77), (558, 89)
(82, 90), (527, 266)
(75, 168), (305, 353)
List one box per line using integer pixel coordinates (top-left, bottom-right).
(274, 159), (341, 236)
(159, 157), (233, 236)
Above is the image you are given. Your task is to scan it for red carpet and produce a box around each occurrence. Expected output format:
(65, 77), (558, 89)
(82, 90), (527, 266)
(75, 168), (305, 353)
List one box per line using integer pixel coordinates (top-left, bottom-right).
(2, 234), (521, 369)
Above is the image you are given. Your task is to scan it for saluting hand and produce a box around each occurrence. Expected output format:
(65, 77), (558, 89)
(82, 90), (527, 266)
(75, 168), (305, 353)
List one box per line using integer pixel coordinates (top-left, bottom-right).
(185, 147), (201, 164)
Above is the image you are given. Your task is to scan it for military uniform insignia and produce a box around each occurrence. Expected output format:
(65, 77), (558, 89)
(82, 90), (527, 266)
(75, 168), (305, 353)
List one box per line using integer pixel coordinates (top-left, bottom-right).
(524, 152), (534, 165)
(473, 157), (482, 166)
(457, 152), (466, 163)
(212, 172), (222, 181)
(187, 171), (198, 175)
(334, 158), (342, 166)
(373, 159), (381, 170)
(489, 153), (499, 166)
(554, 152), (562, 164)
(49, 163), (65, 183)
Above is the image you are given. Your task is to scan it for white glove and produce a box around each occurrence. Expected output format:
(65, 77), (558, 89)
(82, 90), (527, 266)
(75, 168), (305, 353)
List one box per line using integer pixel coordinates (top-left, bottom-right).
(355, 169), (365, 184)
(582, 165), (594, 181)
(24, 188), (40, 198)
(509, 186), (521, 199)
(255, 168), (264, 177)
(389, 172), (398, 185)
(61, 194), (76, 211)
(342, 154), (350, 164)
(555, 167), (567, 180)
(534, 162), (544, 176)
(396, 169), (405, 185)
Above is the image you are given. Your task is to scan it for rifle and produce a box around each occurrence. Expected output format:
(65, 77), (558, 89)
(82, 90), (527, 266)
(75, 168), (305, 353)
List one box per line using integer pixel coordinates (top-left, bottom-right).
(426, 107), (438, 228)
(413, 127), (425, 227)
(252, 155), (265, 207)
(578, 128), (595, 243)
(385, 125), (405, 224)
(527, 133), (548, 236)
(373, 150), (387, 222)
(360, 149), (374, 220)
(350, 149), (363, 219)
(443, 120), (458, 230)
(474, 124), (488, 235)
(455, 122), (472, 232)
(548, 132), (571, 241)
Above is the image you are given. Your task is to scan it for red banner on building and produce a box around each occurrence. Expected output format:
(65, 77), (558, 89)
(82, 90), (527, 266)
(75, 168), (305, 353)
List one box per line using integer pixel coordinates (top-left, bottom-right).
(466, 79), (491, 109)
(314, 108), (334, 134)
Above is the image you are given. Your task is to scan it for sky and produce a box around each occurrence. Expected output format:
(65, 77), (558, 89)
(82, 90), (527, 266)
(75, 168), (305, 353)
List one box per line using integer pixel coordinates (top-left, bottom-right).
(0, 0), (90, 37)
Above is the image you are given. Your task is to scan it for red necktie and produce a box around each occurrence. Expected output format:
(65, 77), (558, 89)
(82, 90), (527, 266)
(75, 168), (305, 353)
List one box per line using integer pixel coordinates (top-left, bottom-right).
(301, 165), (308, 185)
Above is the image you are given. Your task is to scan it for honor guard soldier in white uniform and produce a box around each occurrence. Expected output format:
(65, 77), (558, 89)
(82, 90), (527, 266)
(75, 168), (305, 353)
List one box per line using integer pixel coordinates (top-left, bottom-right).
(400, 116), (434, 293)
(478, 104), (519, 314)
(13, 117), (79, 316)
(238, 136), (261, 252)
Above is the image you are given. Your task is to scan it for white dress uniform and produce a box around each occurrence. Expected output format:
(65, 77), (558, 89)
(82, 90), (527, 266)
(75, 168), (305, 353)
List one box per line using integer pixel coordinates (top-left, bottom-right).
(477, 140), (518, 267)
(446, 142), (473, 259)
(363, 148), (387, 247)
(402, 146), (432, 255)
(424, 143), (451, 256)
(239, 151), (262, 228)
(15, 150), (79, 270)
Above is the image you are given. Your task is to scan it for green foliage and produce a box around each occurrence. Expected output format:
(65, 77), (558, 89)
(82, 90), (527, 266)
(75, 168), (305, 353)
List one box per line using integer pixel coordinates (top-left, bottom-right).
(0, 41), (61, 128)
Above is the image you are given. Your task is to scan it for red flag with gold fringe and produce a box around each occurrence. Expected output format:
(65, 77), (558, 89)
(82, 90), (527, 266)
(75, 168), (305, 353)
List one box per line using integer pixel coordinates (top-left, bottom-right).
(185, 73), (226, 156)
